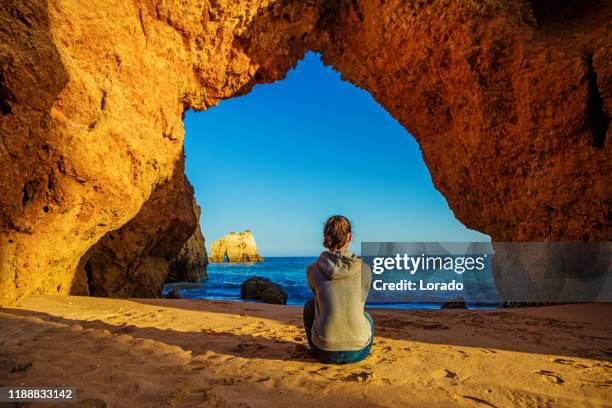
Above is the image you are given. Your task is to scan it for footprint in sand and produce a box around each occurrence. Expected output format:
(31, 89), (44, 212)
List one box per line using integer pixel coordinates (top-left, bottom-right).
(552, 358), (588, 369)
(233, 342), (265, 354)
(339, 371), (374, 383)
(461, 395), (496, 408)
(431, 368), (458, 383)
(308, 366), (330, 376)
(10, 361), (32, 374)
(378, 318), (410, 329)
(581, 379), (612, 388)
(78, 398), (108, 408)
(421, 322), (448, 330)
(288, 343), (311, 359)
(215, 377), (242, 386)
(376, 357), (388, 364)
(534, 370), (564, 384)
(380, 346), (392, 353)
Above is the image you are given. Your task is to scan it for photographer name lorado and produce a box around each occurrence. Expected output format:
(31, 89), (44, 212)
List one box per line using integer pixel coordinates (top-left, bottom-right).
(372, 279), (464, 291)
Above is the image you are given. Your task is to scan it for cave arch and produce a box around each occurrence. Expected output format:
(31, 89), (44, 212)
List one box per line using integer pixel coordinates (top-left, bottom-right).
(184, 51), (490, 257)
(0, 0), (610, 305)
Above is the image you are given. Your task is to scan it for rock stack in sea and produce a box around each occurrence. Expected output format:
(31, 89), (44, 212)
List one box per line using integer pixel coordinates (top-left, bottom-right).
(240, 276), (287, 305)
(210, 231), (263, 263)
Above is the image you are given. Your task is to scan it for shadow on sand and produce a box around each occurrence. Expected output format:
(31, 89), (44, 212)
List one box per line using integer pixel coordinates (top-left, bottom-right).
(3, 297), (611, 362)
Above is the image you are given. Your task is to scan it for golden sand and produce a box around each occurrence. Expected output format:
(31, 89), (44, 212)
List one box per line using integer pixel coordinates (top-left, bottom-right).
(1, 296), (610, 407)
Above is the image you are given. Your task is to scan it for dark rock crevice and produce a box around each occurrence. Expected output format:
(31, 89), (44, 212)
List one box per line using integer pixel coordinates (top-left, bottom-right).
(584, 52), (609, 149)
(0, 72), (13, 115)
(529, 0), (603, 28)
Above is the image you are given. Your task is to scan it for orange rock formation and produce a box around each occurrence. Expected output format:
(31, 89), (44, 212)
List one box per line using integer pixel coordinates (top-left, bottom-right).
(210, 231), (263, 263)
(0, 0), (609, 305)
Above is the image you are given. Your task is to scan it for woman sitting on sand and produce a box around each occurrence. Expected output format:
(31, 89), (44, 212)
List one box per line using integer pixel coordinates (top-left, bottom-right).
(303, 215), (374, 364)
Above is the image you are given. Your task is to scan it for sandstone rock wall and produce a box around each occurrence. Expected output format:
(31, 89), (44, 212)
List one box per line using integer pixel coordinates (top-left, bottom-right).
(210, 231), (263, 263)
(306, 0), (611, 242)
(167, 202), (208, 283)
(70, 157), (197, 297)
(1, 0), (610, 305)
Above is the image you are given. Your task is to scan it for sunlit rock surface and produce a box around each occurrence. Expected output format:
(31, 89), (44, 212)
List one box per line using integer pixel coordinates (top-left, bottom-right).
(0, 0), (609, 304)
(210, 231), (263, 263)
(69, 165), (198, 297)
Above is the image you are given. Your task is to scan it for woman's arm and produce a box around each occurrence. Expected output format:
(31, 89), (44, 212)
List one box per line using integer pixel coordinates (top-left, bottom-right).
(306, 265), (316, 296)
(360, 262), (372, 303)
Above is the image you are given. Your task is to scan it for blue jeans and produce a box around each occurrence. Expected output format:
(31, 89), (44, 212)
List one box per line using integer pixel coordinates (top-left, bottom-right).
(303, 298), (374, 364)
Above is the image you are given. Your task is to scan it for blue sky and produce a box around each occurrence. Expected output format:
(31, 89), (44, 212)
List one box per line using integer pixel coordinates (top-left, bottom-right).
(184, 52), (489, 256)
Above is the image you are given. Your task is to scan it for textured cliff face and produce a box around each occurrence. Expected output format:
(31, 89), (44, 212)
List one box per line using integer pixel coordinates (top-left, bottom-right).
(310, 0), (611, 242)
(210, 231), (263, 263)
(70, 158), (197, 297)
(167, 202), (208, 283)
(0, 0), (610, 305)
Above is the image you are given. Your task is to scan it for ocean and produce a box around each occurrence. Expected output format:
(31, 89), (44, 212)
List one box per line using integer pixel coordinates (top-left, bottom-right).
(163, 257), (499, 310)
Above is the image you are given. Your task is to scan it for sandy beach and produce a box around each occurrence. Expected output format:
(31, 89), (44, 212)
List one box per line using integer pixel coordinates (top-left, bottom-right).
(0, 296), (610, 407)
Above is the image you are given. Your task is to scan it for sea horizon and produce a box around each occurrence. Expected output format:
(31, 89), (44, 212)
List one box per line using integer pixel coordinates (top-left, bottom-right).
(165, 256), (499, 309)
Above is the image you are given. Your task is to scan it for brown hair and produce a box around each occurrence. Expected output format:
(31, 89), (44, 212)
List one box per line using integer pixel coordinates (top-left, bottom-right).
(323, 215), (352, 251)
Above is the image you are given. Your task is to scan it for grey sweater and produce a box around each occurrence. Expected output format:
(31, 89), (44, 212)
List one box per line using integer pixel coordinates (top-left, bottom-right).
(306, 250), (372, 351)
